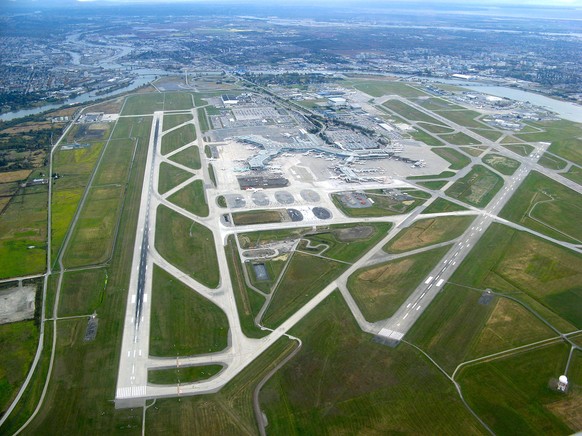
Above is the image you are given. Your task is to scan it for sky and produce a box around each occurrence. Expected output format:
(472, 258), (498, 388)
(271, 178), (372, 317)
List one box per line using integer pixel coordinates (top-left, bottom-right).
(3, 0), (582, 4)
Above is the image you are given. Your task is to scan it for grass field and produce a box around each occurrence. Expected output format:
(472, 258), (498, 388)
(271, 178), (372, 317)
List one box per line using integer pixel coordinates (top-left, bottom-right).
(145, 337), (295, 435)
(301, 223), (392, 263)
(197, 108), (210, 132)
(0, 182), (47, 278)
(499, 171), (582, 243)
(93, 138), (135, 186)
(469, 129), (503, 142)
(149, 266), (228, 356)
(148, 365), (223, 384)
(562, 165), (582, 186)
(155, 204), (219, 288)
(446, 164), (503, 208)
(350, 80), (429, 98)
(447, 222), (582, 330)
(432, 147), (471, 169)
(157, 162), (193, 195)
(7, 100), (154, 433)
(515, 119), (582, 166)
(411, 129), (445, 146)
(225, 235), (268, 338)
(332, 190), (430, 218)
(416, 97), (464, 111)
(407, 170), (456, 180)
(167, 179), (208, 217)
(58, 268), (107, 317)
(408, 285), (556, 373)
(51, 141), (105, 259)
(52, 116), (151, 263)
(0, 322), (53, 434)
(262, 253), (346, 328)
(433, 109), (486, 129)
(232, 209), (285, 225)
(417, 122), (455, 134)
(462, 146), (487, 157)
(161, 123), (196, 155)
(260, 292), (485, 435)
(347, 245), (451, 322)
(383, 100), (446, 125)
(500, 143), (535, 157)
(458, 343), (574, 434)
(0, 321), (39, 415)
(63, 186), (123, 268)
(439, 131), (481, 145)
(121, 93), (164, 116)
(161, 92), (194, 111)
(482, 153), (520, 175)
(421, 197), (468, 214)
(418, 180), (448, 189)
(162, 113), (192, 131)
(538, 153), (568, 171)
(384, 215), (474, 253)
(167, 145), (201, 170)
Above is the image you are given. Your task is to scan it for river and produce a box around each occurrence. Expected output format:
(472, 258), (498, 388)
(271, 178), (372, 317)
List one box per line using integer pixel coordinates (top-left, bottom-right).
(0, 69), (170, 122)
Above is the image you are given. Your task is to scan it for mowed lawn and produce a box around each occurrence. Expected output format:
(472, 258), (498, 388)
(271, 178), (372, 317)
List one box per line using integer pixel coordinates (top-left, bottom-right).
(155, 204), (219, 288)
(161, 123), (197, 155)
(260, 292), (485, 435)
(158, 162), (193, 195)
(149, 265), (228, 357)
(168, 146), (201, 170)
(167, 179), (209, 217)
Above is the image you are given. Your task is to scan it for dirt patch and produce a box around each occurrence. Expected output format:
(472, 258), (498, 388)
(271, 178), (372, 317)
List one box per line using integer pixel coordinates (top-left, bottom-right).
(333, 226), (374, 242)
(0, 285), (36, 324)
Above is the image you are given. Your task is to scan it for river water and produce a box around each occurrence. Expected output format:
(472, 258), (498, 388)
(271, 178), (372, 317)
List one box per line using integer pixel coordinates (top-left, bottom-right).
(0, 68), (169, 122)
